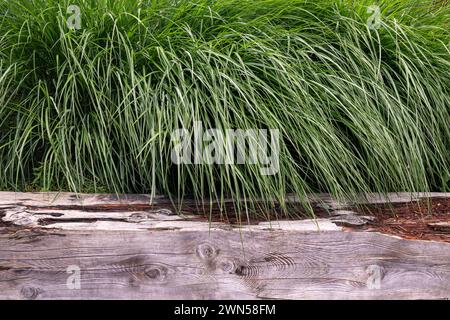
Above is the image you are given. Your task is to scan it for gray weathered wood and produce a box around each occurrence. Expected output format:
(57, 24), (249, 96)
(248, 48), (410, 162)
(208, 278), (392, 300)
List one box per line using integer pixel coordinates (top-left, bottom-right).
(0, 192), (449, 300)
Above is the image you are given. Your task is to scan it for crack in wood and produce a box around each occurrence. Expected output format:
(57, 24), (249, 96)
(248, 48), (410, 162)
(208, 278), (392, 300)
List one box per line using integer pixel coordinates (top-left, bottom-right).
(428, 222), (450, 233)
(38, 217), (129, 225)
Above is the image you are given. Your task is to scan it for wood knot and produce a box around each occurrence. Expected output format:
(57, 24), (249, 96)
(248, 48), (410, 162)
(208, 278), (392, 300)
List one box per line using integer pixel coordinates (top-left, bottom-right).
(144, 265), (168, 282)
(196, 243), (218, 261)
(20, 286), (41, 300)
(366, 264), (384, 290)
(234, 264), (247, 276)
(261, 252), (297, 273)
(218, 259), (237, 273)
(233, 263), (260, 278)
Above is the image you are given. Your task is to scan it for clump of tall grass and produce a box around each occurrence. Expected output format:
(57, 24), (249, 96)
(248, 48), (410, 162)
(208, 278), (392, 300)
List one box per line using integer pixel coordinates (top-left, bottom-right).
(0, 0), (448, 216)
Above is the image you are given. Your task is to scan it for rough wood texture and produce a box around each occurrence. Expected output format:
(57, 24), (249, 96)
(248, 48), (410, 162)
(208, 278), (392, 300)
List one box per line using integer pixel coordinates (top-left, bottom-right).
(0, 192), (449, 300)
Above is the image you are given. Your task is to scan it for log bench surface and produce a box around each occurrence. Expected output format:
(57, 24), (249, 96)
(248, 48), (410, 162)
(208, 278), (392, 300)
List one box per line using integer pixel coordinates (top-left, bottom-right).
(0, 192), (449, 300)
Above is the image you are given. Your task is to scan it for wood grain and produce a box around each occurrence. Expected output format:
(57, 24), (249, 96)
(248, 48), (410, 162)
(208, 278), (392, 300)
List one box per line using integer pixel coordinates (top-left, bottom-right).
(0, 192), (449, 300)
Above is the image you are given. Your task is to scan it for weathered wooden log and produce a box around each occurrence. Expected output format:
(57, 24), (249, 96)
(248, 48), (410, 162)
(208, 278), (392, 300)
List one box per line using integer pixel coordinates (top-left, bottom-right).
(0, 192), (449, 300)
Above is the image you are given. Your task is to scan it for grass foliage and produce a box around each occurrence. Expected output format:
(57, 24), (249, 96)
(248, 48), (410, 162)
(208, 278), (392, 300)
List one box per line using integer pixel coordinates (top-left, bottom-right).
(0, 0), (448, 214)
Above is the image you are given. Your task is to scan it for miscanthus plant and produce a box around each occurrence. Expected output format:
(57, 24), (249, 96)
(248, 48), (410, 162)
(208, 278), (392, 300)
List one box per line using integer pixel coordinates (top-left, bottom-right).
(0, 0), (448, 216)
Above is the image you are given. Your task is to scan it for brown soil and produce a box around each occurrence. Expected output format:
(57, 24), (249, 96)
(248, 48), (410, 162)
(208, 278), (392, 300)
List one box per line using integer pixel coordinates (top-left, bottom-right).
(355, 197), (450, 242)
